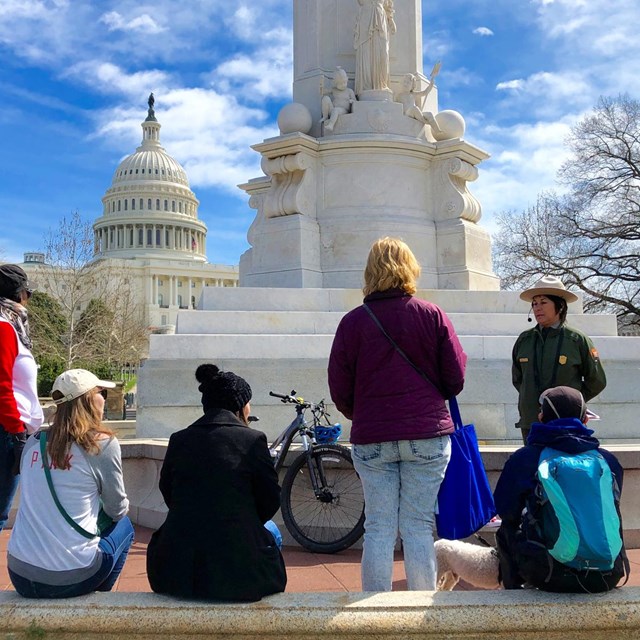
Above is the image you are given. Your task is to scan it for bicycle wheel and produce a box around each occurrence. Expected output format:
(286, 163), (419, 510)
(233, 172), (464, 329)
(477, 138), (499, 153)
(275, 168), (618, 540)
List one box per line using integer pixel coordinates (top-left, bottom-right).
(281, 444), (365, 553)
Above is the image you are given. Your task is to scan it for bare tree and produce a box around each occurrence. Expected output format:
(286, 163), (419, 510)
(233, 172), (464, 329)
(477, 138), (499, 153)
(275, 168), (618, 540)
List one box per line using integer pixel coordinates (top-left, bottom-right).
(32, 211), (148, 370)
(76, 265), (148, 369)
(493, 95), (640, 328)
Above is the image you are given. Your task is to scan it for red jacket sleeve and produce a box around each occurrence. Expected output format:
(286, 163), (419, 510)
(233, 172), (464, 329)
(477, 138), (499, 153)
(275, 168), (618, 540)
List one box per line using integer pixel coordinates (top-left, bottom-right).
(0, 322), (24, 434)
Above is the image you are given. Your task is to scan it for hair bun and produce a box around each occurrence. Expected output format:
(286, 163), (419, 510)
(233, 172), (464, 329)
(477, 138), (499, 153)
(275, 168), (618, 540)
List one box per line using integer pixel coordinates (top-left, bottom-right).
(195, 363), (221, 383)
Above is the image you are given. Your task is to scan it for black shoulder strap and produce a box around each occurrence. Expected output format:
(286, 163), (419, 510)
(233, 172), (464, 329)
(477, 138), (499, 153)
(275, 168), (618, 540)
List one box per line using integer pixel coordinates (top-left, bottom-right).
(363, 303), (442, 397)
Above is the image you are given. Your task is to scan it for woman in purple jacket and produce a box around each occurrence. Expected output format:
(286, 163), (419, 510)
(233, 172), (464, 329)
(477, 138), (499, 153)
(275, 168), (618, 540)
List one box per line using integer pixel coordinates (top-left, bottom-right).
(328, 237), (467, 591)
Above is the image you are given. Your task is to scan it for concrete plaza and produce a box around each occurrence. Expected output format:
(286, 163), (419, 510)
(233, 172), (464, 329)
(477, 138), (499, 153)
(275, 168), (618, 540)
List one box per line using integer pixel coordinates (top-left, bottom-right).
(2, 525), (640, 594)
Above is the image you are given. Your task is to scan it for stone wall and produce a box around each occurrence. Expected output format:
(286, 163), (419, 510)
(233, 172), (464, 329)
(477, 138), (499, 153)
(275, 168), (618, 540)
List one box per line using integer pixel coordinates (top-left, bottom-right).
(120, 440), (640, 548)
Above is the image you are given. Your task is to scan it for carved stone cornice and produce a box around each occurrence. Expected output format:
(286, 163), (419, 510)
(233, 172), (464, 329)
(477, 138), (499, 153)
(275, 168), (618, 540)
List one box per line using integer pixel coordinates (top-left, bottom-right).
(438, 157), (482, 223)
(260, 151), (317, 219)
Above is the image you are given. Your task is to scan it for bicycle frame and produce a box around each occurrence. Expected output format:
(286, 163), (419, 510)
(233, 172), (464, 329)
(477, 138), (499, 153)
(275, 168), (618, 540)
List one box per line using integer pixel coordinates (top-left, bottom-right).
(267, 390), (365, 553)
(268, 393), (340, 500)
(269, 404), (313, 472)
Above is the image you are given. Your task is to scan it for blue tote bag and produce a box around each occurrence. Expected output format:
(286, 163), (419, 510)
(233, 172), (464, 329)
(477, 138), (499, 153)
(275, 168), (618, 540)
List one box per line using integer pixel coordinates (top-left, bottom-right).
(436, 397), (496, 540)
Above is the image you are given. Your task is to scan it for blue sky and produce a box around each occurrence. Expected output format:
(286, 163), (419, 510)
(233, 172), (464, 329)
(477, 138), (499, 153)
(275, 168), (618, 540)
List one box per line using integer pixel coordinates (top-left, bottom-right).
(1, 0), (638, 267)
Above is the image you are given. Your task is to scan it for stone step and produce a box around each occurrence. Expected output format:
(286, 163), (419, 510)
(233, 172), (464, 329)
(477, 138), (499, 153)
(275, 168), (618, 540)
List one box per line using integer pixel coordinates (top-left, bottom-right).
(176, 309), (619, 337)
(137, 356), (639, 442)
(150, 333), (639, 361)
(200, 287), (582, 314)
(140, 288), (638, 445)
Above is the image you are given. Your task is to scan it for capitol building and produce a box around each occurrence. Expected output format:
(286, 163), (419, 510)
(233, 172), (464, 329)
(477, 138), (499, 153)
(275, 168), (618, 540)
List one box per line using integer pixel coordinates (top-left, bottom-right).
(18, 96), (239, 331)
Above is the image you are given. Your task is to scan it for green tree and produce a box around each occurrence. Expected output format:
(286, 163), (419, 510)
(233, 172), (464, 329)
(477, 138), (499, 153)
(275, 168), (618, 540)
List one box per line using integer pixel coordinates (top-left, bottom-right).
(493, 95), (640, 329)
(28, 290), (67, 359)
(27, 291), (67, 395)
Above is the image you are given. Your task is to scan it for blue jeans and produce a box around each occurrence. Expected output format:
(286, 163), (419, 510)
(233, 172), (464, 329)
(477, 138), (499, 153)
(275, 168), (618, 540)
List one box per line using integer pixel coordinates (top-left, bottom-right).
(10, 516), (135, 598)
(0, 430), (19, 533)
(353, 437), (451, 591)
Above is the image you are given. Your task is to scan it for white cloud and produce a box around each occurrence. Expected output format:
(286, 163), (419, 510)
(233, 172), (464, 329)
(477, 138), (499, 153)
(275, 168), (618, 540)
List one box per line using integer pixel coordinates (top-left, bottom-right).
(64, 62), (172, 98)
(472, 116), (578, 223)
(441, 67), (482, 89)
(0, 0), (81, 63)
(100, 11), (166, 34)
(0, 0), (50, 18)
(496, 79), (524, 91)
(90, 84), (277, 196)
(225, 5), (257, 40)
(494, 71), (593, 120)
(534, 0), (639, 59)
(424, 30), (454, 59)
(473, 27), (494, 36)
(0, 1), (290, 69)
(208, 27), (293, 102)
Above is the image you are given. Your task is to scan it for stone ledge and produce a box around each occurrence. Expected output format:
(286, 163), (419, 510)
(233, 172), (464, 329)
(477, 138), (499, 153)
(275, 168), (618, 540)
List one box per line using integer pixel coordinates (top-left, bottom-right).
(118, 439), (640, 470)
(1, 589), (640, 639)
(116, 439), (640, 546)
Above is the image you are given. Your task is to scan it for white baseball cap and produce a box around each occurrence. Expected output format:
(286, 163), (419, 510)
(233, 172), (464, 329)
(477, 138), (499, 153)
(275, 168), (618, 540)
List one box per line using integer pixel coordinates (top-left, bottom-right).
(52, 369), (116, 405)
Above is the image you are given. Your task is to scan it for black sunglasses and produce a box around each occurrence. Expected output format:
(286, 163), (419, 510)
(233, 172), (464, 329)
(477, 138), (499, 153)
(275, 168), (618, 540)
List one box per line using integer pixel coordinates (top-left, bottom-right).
(99, 389), (108, 399)
(25, 288), (33, 299)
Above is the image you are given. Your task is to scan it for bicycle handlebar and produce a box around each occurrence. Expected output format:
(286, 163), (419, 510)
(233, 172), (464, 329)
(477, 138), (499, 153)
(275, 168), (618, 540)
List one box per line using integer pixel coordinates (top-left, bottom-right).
(269, 390), (309, 406)
(269, 391), (290, 400)
(269, 391), (330, 419)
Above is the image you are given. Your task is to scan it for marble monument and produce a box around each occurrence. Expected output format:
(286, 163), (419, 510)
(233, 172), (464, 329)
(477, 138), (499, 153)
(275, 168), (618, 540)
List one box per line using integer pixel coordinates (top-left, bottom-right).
(239, 0), (499, 291)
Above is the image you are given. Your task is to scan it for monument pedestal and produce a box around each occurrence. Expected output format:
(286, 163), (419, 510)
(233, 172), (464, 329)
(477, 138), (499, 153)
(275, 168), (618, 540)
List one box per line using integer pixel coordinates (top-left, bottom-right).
(137, 287), (640, 445)
(436, 219), (498, 290)
(239, 101), (499, 291)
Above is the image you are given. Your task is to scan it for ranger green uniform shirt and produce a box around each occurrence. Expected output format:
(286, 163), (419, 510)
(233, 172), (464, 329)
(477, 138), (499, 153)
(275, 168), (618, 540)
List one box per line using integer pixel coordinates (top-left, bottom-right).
(512, 323), (607, 430)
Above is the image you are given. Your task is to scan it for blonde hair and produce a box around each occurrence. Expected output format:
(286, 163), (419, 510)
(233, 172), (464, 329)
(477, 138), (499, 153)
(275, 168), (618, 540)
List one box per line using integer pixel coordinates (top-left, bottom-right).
(48, 387), (114, 469)
(363, 237), (421, 297)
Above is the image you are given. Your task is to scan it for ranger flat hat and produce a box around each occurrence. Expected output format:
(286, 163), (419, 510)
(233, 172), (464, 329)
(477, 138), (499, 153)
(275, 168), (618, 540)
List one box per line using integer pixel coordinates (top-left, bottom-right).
(519, 276), (579, 304)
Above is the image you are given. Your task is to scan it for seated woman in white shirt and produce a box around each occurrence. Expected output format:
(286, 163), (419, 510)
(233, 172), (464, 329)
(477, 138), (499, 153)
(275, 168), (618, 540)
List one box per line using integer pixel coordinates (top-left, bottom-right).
(7, 369), (133, 598)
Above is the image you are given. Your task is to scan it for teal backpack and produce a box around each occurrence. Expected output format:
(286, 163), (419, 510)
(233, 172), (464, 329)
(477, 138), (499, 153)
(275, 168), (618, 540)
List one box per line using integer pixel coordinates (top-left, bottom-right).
(534, 447), (623, 571)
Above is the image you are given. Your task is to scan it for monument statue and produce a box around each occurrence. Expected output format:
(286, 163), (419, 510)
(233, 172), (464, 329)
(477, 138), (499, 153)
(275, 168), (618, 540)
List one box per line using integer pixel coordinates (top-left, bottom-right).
(146, 92), (157, 122)
(394, 63), (442, 135)
(320, 67), (357, 133)
(353, 0), (396, 96)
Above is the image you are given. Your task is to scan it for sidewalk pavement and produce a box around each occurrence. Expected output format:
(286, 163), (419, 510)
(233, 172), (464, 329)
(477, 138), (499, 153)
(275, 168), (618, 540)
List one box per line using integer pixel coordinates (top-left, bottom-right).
(2, 526), (640, 593)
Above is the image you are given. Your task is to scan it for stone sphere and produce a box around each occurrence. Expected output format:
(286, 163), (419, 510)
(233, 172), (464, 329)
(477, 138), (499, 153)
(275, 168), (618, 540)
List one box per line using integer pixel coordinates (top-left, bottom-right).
(432, 110), (466, 141)
(277, 103), (313, 135)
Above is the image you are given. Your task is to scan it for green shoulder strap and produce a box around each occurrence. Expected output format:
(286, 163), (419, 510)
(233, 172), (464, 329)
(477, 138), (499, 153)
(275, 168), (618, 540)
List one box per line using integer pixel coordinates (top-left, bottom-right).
(39, 431), (98, 539)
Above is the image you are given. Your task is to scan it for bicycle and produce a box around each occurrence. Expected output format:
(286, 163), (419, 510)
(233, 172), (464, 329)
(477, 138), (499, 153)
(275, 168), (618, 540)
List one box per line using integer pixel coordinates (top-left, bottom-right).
(265, 390), (365, 554)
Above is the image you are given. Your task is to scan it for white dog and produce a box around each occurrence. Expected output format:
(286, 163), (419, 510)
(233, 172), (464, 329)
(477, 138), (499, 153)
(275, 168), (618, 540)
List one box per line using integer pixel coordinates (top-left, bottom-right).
(435, 539), (501, 590)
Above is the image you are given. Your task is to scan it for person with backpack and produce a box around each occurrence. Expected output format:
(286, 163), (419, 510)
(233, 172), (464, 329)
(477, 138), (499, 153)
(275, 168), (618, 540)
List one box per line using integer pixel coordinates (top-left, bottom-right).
(494, 385), (627, 593)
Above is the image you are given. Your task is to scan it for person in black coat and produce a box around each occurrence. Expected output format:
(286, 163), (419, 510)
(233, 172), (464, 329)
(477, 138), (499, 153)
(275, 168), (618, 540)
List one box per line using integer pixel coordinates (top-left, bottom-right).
(146, 364), (287, 601)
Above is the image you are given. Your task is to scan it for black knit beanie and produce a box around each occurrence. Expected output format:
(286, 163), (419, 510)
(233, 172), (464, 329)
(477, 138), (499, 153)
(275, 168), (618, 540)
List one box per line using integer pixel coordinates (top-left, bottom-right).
(540, 386), (586, 423)
(195, 364), (252, 414)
